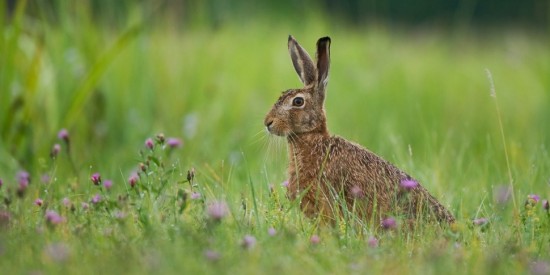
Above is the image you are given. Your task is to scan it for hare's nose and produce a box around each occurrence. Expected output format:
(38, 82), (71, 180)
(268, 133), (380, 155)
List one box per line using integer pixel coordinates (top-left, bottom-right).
(265, 120), (274, 130)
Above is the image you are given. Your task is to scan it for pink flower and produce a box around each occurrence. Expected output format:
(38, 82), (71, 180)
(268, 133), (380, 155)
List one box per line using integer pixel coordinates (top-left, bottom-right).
(62, 197), (71, 207)
(204, 250), (221, 262)
(543, 200), (549, 211)
(190, 192), (201, 200)
(381, 217), (397, 230)
(145, 138), (154, 150)
(103, 179), (113, 190)
(473, 217), (489, 226)
(45, 210), (65, 225)
(34, 198), (44, 207)
(207, 201), (229, 221)
(18, 171), (30, 186)
(90, 173), (101, 185)
(528, 194), (540, 203)
(0, 178), (3, 188)
(51, 144), (61, 158)
(281, 180), (289, 188)
(167, 138), (182, 149)
(241, 235), (257, 250)
(367, 236), (379, 248)
(57, 129), (69, 142)
(128, 173), (139, 188)
(310, 235), (321, 245)
(400, 179), (418, 190)
(268, 227), (277, 236)
(91, 194), (101, 204)
(81, 202), (89, 210)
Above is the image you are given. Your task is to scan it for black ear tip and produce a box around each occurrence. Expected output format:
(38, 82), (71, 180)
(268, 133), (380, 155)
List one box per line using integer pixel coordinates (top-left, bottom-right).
(288, 35), (295, 42)
(318, 36), (331, 44)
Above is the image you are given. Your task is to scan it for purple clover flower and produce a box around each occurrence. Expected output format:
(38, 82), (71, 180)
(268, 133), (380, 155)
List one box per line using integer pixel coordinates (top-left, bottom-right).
(281, 180), (289, 188)
(128, 172), (139, 188)
(310, 235), (321, 245)
(145, 138), (154, 150)
(167, 138), (182, 149)
(45, 210), (65, 225)
(367, 236), (379, 248)
(90, 173), (101, 185)
(204, 250), (221, 262)
(91, 194), (101, 204)
(473, 217), (489, 226)
(62, 197), (71, 207)
(81, 202), (89, 210)
(18, 171), (30, 186)
(51, 144), (61, 158)
(207, 201), (229, 221)
(400, 179), (418, 190)
(103, 179), (113, 190)
(190, 192), (201, 200)
(268, 227), (277, 236)
(34, 198), (44, 207)
(528, 194), (540, 203)
(381, 217), (397, 230)
(58, 129), (69, 143)
(543, 200), (549, 211)
(241, 235), (257, 250)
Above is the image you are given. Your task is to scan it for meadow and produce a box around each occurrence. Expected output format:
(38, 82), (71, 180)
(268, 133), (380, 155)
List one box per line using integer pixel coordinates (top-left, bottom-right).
(1, 2), (550, 274)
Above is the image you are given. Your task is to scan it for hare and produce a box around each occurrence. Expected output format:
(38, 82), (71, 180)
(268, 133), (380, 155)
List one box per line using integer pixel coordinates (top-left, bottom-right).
(264, 35), (455, 226)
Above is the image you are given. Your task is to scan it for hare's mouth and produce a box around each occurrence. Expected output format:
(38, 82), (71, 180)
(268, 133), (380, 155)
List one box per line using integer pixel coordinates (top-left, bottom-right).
(265, 126), (287, 137)
(265, 120), (287, 137)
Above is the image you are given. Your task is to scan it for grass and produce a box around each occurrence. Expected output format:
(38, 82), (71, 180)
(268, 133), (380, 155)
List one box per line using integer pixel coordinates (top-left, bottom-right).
(1, 2), (550, 274)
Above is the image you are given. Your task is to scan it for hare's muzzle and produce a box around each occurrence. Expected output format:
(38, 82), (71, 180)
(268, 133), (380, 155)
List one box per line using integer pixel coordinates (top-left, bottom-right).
(264, 119), (274, 133)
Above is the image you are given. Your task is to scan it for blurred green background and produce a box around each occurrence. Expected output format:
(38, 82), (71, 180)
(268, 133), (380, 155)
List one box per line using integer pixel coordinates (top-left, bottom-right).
(1, 0), (549, 202)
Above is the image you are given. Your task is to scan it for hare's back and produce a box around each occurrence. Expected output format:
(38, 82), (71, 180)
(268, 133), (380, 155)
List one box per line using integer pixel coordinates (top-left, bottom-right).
(327, 136), (408, 186)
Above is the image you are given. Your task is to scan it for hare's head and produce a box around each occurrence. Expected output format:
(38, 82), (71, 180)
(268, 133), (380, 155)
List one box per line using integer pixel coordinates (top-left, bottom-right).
(264, 35), (331, 137)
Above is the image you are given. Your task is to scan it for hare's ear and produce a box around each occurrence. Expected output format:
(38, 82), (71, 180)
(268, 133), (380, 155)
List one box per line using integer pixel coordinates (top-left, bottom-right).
(288, 35), (316, 86)
(316, 36), (331, 91)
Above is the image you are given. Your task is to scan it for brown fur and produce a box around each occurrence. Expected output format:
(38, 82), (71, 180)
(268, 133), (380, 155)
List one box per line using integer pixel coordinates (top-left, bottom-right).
(264, 36), (455, 226)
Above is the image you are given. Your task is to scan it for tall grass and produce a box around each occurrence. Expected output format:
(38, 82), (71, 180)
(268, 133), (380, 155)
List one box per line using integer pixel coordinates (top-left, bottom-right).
(1, 2), (550, 274)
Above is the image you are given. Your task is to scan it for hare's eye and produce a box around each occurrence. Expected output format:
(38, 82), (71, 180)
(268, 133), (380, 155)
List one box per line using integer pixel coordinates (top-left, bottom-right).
(292, 97), (304, 107)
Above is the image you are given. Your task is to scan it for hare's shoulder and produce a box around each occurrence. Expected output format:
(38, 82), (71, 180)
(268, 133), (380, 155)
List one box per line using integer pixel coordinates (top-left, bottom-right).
(329, 136), (383, 162)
